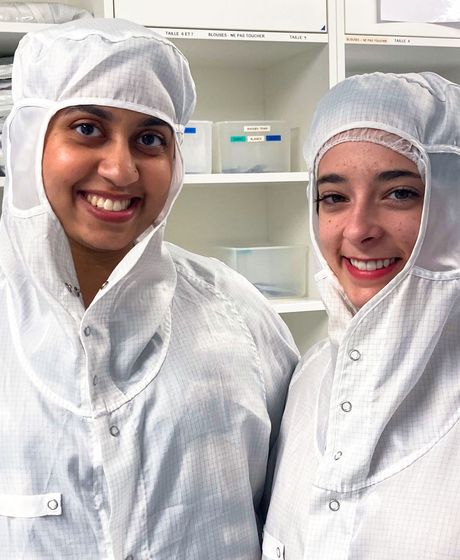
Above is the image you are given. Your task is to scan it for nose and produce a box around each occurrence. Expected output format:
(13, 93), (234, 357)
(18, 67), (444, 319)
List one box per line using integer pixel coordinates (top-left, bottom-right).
(343, 201), (384, 246)
(97, 139), (139, 187)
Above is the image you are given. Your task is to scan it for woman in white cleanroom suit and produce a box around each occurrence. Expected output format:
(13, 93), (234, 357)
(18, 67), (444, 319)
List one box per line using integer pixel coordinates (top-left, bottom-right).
(0, 19), (299, 559)
(263, 71), (460, 559)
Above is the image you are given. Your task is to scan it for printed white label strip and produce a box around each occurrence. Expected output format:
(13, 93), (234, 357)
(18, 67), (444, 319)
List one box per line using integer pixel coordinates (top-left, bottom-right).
(247, 135), (265, 143)
(244, 125), (271, 132)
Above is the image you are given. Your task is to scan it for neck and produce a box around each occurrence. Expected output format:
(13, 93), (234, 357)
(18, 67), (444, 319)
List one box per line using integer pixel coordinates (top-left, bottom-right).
(69, 240), (132, 307)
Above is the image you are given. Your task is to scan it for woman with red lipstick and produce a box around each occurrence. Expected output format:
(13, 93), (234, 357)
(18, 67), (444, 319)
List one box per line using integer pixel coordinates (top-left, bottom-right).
(0, 19), (298, 558)
(263, 72), (460, 559)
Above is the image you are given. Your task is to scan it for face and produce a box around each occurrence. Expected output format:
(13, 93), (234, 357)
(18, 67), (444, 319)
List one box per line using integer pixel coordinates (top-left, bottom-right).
(317, 141), (425, 309)
(42, 105), (175, 260)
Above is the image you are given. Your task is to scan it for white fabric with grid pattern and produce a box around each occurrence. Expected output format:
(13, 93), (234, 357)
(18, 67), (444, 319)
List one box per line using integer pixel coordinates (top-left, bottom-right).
(0, 18), (299, 559)
(264, 72), (460, 559)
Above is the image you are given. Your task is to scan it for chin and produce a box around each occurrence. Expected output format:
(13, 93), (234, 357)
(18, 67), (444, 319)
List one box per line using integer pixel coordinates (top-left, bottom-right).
(70, 234), (135, 255)
(348, 289), (381, 309)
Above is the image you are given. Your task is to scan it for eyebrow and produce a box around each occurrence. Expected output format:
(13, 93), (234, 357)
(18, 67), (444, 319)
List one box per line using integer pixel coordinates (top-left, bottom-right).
(317, 169), (421, 186)
(62, 105), (170, 127)
(317, 173), (345, 186)
(62, 105), (113, 120)
(377, 169), (421, 181)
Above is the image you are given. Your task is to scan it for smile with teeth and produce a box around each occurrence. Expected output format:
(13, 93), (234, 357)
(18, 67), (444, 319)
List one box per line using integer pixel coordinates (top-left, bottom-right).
(85, 193), (133, 212)
(348, 257), (397, 271)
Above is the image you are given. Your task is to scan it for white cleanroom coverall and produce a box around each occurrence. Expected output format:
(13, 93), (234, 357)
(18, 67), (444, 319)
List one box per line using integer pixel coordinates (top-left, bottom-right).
(0, 19), (299, 559)
(263, 72), (460, 559)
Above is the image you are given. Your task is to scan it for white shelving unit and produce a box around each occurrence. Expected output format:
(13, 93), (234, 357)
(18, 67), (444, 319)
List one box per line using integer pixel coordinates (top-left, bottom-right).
(159, 29), (331, 352)
(3, 0), (460, 351)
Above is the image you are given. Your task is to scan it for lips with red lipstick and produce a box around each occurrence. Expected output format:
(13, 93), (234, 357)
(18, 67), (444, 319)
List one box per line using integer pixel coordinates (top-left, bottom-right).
(344, 257), (401, 279)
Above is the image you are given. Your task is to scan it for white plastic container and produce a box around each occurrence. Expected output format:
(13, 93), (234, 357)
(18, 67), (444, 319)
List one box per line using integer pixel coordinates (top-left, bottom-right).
(213, 121), (290, 173)
(182, 120), (212, 174)
(217, 244), (307, 297)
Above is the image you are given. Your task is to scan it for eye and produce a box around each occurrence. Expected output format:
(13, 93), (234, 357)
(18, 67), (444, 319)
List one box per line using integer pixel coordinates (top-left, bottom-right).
(387, 188), (421, 201)
(137, 132), (164, 148)
(316, 192), (348, 205)
(74, 123), (102, 137)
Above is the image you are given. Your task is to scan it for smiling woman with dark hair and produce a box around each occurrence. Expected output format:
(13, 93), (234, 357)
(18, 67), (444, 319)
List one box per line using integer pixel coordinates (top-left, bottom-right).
(263, 72), (460, 560)
(0, 18), (298, 558)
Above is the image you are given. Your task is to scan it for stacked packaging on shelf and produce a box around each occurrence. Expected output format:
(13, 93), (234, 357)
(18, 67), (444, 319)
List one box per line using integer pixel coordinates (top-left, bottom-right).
(0, 58), (13, 177)
(0, 3), (92, 23)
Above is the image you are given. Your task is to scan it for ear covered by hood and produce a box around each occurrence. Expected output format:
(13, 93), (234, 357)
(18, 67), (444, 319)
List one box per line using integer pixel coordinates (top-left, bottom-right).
(4, 17), (197, 227)
(304, 72), (460, 290)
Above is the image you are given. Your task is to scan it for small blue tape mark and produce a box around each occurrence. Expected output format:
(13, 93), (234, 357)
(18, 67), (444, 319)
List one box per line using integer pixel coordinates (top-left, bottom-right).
(184, 127), (197, 134)
(266, 135), (281, 142)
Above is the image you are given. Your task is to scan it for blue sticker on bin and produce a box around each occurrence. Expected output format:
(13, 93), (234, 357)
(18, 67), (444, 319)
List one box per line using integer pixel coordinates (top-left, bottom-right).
(266, 135), (282, 142)
(185, 127), (197, 134)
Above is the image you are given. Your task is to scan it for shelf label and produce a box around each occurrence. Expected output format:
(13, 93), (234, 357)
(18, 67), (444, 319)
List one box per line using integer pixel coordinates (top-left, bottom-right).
(244, 125), (271, 132)
(345, 34), (414, 45)
(156, 27), (327, 44)
(229, 134), (282, 143)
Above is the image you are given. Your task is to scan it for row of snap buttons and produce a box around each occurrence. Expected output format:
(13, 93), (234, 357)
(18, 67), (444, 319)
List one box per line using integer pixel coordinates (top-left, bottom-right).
(328, 349), (360, 511)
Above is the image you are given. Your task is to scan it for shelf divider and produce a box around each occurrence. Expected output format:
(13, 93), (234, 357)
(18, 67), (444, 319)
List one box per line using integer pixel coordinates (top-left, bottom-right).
(269, 297), (325, 314)
(184, 171), (308, 186)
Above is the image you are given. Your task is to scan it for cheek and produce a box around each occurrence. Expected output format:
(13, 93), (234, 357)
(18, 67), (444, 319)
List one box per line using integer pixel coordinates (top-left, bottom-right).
(146, 157), (173, 191)
(318, 216), (340, 255)
(394, 211), (423, 253)
(401, 221), (421, 253)
(142, 159), (174, 221)
(42, 143), (74, 190)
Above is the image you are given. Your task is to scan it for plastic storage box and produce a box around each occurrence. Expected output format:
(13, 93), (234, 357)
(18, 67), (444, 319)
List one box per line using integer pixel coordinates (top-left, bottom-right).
(213, 120), (290, 173)
(182, 120), (212, 174)
(217, 244), (307, 297)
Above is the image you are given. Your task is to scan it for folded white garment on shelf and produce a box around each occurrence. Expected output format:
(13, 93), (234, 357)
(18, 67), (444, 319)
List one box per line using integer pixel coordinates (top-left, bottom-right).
(0, 62), (12, 81)
(0, 3), (93, 24)
(0, 91), (12, 104)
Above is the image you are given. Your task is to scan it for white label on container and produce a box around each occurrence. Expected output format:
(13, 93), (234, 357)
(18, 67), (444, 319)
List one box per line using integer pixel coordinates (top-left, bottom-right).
(247, 135), (265, 143)
(244, 125), (271, 133)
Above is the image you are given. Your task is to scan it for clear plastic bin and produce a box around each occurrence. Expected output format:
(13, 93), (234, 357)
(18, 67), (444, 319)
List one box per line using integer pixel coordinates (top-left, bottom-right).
(217, 244), (307, 297)
(182, 120), (212, 174)
(213, 120), (290, 173)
